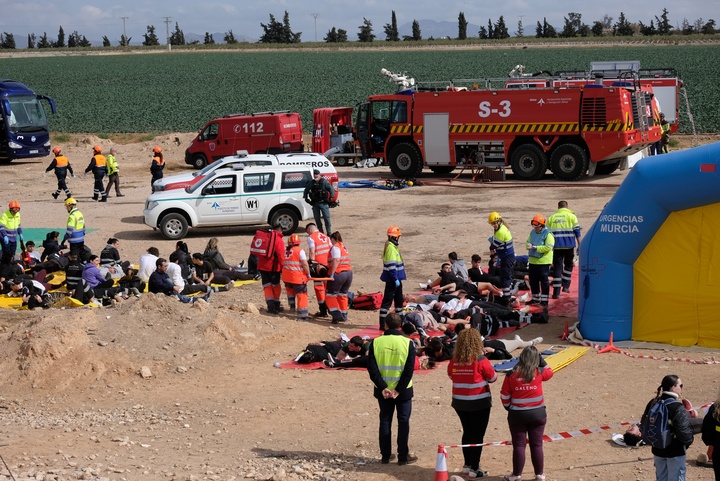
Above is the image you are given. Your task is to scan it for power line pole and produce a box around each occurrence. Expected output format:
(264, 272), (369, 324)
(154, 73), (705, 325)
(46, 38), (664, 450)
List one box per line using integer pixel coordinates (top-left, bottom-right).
(163, 16), (172, 51)
(120, 16), (128, 46)
(311, 13), (319, 42)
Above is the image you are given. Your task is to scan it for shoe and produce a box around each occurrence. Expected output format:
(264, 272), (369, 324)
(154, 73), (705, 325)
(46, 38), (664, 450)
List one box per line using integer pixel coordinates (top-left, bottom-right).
(526, 299), (538, 305)
(324, 353), (335, 367)
(93, 196), (98, 201)
(397, 454), (417, 466)
(535, 475), (545, 481)
(322, 359), (334, 367)
(562, 287), (570, 293)
(504, 475), (522, 481)
(539, 301), (548, 307)
(551, 293), (560, 299)
(275, 305), (285, 313)
(531, 336), (544, 346)
(202, 289), (213, 302)
(224, 282), (234, 291)
(99, 198), (107, 202)
(297, 317), (309, 322)
(52, 192), (59, 199)
(462, 466), (471, 475)
(517, 293), (530, 303)
(117, 194), (125, 197)
(468, 468), (489, 479)
(238, 260), (245, 268)
(380, 454), (396, 464)
(312, 311), (328, 318)
(419, 283), (428, 290)
(253, 273), (261, 280)
(531, 312), (548, 324)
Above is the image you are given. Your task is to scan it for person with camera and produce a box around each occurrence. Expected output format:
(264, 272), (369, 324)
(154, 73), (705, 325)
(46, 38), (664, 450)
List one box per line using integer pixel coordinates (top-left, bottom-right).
(303, 169), (335, 235)
(500, 345), (554, 481)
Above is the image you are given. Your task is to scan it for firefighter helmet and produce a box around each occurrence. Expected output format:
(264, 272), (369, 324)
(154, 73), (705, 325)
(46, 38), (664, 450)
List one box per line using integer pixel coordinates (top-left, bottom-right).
(8, 200), (20, 210)
(52, 147), (61, 154)
(387, 225), (402, 238)
(153, 146), (163, 154)
(288, 234), (301, 246)
(93, 145), (102, 153)
(531, 214), (546, 226)
(488, 212), (502, 224)
(65, 197), (77, 206)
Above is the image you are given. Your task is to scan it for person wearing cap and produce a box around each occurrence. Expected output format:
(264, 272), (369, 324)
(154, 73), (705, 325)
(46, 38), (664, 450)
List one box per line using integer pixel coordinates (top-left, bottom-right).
(45, 147), (74, 200)
(104, 147), (124, 198)
(84, 145), (108, 202)
(303, 169), (334, 235)
(150, 146), (165, 190)
(0, 200), (23, 268)
(379, 225), (406, 331)
(62, 198), (87, 260)
(281, 233), (311, 322)
(526, 215), (554, 307)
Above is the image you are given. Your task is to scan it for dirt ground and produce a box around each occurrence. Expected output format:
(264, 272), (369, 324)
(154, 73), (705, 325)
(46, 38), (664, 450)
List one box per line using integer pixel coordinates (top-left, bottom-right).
(0, 133), (719, 481)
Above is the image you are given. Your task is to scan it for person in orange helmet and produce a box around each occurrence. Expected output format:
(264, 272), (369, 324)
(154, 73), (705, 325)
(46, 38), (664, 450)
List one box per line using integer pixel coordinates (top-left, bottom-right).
(45, 147), (74, 200)
(150, 146), (165, 190)
(281, 233), (311, 322)
(526, 215), (554, 307)
(0, 200), (23, 268)
(379, 225), (406, 331)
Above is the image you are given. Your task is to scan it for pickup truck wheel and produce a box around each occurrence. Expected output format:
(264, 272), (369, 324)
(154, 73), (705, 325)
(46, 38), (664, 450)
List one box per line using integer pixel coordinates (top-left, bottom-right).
(270, 208), (299, 236)
(191, 154), (207, 169)
(159, 213), (189, 240)
(335, 157), (348, 167)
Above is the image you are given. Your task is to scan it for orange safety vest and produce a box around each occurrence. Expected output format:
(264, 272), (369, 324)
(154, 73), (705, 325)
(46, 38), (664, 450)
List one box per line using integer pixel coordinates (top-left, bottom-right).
(55, 155), (69, 167)
(333, 241), (352, 273)
(93, 154), (107, 167)
(282, 246), (308, 284)
(309, 231), (332, 265)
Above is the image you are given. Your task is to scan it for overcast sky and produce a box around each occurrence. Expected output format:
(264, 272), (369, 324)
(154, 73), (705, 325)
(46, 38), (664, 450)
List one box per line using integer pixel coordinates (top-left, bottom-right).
(0, 0), (710, 44)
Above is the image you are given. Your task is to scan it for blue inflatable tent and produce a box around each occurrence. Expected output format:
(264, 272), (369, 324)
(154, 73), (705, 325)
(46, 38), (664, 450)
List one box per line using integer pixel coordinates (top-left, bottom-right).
(578, 142), (720, 348)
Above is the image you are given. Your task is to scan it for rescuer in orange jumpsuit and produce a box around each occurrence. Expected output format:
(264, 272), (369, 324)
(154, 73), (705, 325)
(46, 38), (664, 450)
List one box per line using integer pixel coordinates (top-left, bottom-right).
(84, 145), (107, 202)
(282, 234), (311, 322)
(305, 222), (332, 317)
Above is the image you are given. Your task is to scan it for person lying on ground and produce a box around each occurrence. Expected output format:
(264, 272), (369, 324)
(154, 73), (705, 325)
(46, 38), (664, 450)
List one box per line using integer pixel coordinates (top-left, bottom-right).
(9, 279), (51, 309)
(623, 397), (707, 447)
(323, 335), (371, 368)
(423, 263), (502, 300)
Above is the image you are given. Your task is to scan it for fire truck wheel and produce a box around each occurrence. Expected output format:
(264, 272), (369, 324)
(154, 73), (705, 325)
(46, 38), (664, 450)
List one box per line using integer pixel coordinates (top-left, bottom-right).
(550, 144), (589, 181)
(270, 208), (299, 236)
(510, 144), (547, 181)
(594, 160), (620, 175)
(191, 154), (208, 170)
(388, 143), (423, 179)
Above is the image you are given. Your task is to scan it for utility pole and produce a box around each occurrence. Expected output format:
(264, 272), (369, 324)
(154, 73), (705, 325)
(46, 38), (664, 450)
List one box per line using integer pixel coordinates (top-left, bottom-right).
(163, 16), (172, 51)
(311, 13), (319, 42)
(120, 16), (128, 46)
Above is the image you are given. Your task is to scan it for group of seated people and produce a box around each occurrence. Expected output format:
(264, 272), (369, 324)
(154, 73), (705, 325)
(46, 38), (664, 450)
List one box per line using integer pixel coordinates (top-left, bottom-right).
(0, 234), (257, 309)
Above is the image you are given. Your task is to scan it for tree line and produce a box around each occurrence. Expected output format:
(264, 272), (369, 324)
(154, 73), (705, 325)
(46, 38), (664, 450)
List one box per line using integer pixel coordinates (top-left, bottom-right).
(0, 8), (716, 50)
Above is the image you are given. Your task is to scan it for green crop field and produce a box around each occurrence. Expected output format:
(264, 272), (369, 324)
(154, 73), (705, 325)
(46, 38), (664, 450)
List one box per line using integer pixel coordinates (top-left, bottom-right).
(1, 45), (718, 133)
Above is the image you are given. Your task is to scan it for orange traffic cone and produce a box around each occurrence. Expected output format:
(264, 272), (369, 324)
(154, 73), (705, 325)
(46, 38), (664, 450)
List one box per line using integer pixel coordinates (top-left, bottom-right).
(598, 331), (621, 354)
(559, 319), (570, 340)
(434, 444), (449, 481)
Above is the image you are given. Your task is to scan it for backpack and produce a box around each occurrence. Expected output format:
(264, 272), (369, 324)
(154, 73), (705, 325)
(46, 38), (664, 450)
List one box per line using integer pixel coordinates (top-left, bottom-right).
(641, 397), (679, 448)
(351, 292), (383, 310)
(250, 229), (278, 258)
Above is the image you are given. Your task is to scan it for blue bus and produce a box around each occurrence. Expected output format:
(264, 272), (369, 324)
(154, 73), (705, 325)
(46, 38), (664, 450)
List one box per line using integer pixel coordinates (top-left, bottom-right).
(0, 79), (56, 163)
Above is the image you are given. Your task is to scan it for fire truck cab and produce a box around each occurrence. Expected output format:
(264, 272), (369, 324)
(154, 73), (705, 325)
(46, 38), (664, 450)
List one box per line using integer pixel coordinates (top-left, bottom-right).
(357, 70), (663, 181)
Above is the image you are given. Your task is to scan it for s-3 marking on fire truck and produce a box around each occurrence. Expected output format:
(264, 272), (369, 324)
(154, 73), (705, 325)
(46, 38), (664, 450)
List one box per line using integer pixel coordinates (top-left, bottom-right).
(353, 63), (680, 181)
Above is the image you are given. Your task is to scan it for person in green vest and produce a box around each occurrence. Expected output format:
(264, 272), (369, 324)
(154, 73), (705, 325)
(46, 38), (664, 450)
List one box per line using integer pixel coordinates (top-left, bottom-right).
(367, 312), (417, 466)
(526, 215), (555, 306)
(104, 147), (125, 198)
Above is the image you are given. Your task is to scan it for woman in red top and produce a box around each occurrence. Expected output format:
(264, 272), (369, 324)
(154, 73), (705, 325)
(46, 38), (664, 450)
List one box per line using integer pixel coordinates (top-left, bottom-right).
(500, 345), (553, 481)
(447, 329), (497, 479)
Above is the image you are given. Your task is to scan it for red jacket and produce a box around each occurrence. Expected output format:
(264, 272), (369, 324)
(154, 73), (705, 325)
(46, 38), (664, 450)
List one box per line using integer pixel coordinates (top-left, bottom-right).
(257, 231), (284, 273)
(447, 356), (497, 411)
(500, 366), (553, 422)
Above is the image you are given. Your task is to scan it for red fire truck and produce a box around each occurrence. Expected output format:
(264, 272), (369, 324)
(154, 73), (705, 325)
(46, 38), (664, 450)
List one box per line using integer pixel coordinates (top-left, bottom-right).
(356, 69), (664, 181)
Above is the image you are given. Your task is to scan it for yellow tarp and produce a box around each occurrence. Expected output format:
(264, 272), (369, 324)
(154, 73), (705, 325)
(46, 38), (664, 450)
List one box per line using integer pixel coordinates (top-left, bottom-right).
(634, 203), (720, 348)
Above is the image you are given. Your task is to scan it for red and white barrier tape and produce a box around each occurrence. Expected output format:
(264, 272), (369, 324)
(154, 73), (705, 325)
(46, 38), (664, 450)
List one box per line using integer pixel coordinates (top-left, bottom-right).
(443, 402), (712, 449)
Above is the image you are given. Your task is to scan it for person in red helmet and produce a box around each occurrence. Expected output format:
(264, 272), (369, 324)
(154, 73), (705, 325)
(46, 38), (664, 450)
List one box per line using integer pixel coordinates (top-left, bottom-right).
(45, 147), (74, 200)
(150, 146), (165, 190)
(526, 215), (554, 307)
(0, 200), (23, 268)
(282, 233), (311, 322)
(84, 145), (108, 202)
